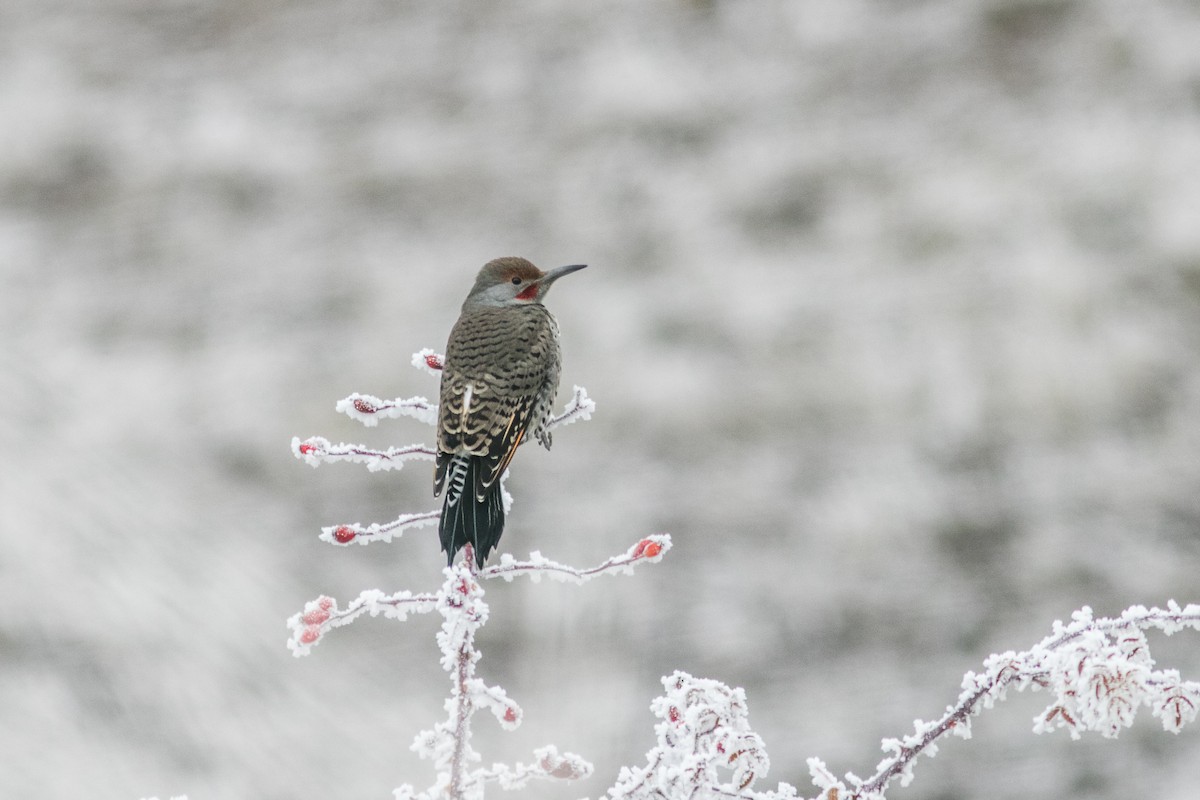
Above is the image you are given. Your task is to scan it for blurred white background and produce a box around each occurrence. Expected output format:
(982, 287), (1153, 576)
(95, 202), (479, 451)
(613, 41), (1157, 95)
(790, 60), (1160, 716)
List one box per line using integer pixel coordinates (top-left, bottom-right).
(3, 1), (1199, 798)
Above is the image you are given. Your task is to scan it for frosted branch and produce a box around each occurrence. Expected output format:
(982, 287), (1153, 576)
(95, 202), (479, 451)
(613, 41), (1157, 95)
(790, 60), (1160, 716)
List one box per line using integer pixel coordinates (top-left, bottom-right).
(606, 603), (1200, 800)
(485, 535), (671, 584)
(832, 601), (1200, 800)
(321, 350), (443, 428)
(391, 559), (606, 800)
(337, 393), (439, 428)
(292, 436), (436, 472)
(545, 385), (595, 431)
(287, 589), (440, 657)
(473, 746), (594, 790)
(318, 511), (440, 546)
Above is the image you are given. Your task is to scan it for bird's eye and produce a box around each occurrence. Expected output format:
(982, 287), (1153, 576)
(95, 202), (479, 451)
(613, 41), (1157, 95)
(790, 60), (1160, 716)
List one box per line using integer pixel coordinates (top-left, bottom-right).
(511, 276), (522, 285)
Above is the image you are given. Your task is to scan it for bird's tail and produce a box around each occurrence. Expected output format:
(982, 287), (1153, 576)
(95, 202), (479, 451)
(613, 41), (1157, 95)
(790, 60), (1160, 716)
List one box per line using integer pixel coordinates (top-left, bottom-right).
(439, 454), (505, 570)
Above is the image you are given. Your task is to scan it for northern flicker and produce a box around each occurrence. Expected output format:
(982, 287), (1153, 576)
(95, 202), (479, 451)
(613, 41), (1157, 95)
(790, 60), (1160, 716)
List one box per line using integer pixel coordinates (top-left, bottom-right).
(434, 257), (586, 569)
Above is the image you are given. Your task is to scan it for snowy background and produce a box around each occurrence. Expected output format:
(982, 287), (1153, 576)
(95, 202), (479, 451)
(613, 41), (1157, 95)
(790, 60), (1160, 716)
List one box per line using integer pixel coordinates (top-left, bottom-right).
(3, 0), (1200, 798)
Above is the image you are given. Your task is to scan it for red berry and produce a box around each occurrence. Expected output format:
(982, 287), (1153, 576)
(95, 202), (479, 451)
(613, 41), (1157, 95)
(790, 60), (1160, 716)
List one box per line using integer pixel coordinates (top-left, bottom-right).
(503, 707), (518, 723)
(633, 539), (661, 558)
(333, 526), (357, 543)
(318, 596), (334, 611)
(299, 443), (316, 455)
(669, 706), (681, 723)
(302, 609), (330, 625)
(353, 398), (376, 414)
(425, 354), (443, 370)
(300, 627), (320, 644)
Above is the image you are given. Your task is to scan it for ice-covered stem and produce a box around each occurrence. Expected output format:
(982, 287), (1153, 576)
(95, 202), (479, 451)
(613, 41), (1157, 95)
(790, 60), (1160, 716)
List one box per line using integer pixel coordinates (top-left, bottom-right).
(471, 746), (592, 790)
(394, 552), (606, 800)
(286, 589), (440, 657)
(337, 394), (440, 428)
(484, 535), (670, 584)
(807, 601), (1200, 800)
(293, 436), (436, 472)
(444, 554), (484, 800)
(317, 511), (441, 547)
(545, 384), (595, 430)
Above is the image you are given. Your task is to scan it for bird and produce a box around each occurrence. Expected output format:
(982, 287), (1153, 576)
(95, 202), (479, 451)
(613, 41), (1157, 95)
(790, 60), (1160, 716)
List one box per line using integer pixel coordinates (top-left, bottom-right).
(434, 257), (586, 570)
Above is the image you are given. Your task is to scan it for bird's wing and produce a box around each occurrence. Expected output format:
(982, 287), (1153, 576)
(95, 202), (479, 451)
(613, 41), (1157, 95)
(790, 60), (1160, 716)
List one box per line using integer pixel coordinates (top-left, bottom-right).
(434, 305), (556, 499)
(436, 375), (539, 500)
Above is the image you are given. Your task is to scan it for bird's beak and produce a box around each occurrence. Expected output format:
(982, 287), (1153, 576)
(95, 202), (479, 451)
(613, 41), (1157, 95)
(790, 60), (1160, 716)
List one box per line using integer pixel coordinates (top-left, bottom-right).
(540, 263), (588, 284)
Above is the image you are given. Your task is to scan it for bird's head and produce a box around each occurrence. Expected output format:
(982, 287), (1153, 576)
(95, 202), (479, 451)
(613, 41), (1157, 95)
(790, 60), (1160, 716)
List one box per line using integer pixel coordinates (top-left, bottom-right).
(464, 257), (587, 308)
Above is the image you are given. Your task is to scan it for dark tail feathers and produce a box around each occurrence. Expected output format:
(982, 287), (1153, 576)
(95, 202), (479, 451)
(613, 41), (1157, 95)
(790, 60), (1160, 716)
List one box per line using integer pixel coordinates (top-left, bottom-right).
(439, 455), (505, 570)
